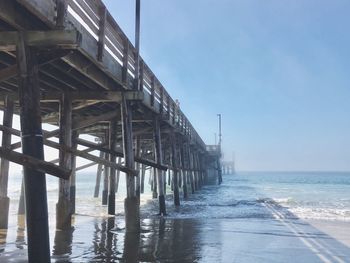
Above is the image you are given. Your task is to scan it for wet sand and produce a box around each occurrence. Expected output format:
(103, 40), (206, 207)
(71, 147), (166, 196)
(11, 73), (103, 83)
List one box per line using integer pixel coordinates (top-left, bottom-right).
(1, 213), (350, 262)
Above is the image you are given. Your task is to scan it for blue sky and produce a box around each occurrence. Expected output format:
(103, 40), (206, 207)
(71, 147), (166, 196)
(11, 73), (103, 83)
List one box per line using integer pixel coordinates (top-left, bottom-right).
(104, 0), (350, 171)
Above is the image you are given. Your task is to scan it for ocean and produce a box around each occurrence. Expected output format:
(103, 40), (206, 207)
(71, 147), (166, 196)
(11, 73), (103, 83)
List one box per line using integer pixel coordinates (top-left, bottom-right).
(1, 171), (350, 262)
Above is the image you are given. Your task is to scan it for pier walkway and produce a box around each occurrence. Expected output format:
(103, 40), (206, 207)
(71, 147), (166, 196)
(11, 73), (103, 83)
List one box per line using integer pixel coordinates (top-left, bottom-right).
(0, 0), (222, 262)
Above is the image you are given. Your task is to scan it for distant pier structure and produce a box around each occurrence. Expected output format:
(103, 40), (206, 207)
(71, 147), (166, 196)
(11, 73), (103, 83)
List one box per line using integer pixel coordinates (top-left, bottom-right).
(222, 160), (235, 175)
(0, 0), (222, 262)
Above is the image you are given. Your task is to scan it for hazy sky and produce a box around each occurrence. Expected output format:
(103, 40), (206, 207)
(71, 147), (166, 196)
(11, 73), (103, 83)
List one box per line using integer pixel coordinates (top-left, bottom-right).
(103, 0), (350, 171)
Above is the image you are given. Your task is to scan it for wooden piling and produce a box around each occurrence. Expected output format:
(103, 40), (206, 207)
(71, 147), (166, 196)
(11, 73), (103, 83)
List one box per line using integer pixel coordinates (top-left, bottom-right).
(180, 143), (188, 199)
(108, 120), (118, 215)
(152, 167), (158, 199)
(102, 130), (109, 205)
(170, 132), (180, 206)
(56, 93), (73, 230)
(153, 116), (166, 215)
(16, 32), (51, 262)
(0, 96), (14, 229)
(70, 131), (78, 214)
(115, 157), (121, 193)
(121, 95), (140, 232)
(94, 151), (104, 198)
(187, 145), (195, 194)
(140, 164), (146, 194)
(135, 136), (141, 198)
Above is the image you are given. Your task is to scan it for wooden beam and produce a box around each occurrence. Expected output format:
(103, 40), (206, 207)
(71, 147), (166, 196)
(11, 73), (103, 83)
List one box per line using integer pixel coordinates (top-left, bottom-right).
(77, 162), (96, 172)
(0, 90), (144, 102)
(0, 30), (81, 51)
(0, 124), (135, 175)
(0, 50), (71, 83)
(0, 146), (71, 179)
(75, 138), (168, 171)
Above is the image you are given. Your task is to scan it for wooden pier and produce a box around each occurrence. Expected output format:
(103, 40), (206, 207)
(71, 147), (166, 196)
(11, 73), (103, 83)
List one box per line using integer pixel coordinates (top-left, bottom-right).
(0, 0), (222, 262)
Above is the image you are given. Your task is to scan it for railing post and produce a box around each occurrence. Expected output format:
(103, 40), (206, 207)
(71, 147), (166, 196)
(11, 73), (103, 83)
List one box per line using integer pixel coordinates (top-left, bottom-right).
(150, 76), (155, 107)
(97, 4), (107, 62)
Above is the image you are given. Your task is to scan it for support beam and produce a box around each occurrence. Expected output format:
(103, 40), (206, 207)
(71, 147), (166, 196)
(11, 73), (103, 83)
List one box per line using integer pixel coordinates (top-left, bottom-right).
(121, 95), (140, 232)
(16, 32), (51, 263)
(0, 146), (71, 179)
(76, 137), (167, 170)
(0, 97), (14, 229)
(153, 116), (166, 215)
(0, 30), (81, 52)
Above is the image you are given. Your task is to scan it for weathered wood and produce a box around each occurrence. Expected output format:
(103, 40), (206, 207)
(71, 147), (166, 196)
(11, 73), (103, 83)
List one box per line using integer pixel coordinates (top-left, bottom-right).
(70, 131), (78, 214)
(56, 0), (68, 29)
(0, 146), (71, 179)
(140, 164), (146, 194)
(76, 162), (96, 172)
(94, 152), (104, 198)
(16, 32), (51, 263)
(97, 5), (107, 62)
(121, 94), (140, 232)
(0, 90), (144, 103)
(0, 30), (81, 51)
(115, 157), (121, 192)
(108, 120), (118, 215)
(170, 132), (180, 206)
(75, 137), (167, 170)
(135, 136), (141, 198)
(187, 144), (195, 194)
(153, 115), (166, 215)
(179, 142), (188, 199)
(0, 97), (14, 229)
(57, 93), (73, 230)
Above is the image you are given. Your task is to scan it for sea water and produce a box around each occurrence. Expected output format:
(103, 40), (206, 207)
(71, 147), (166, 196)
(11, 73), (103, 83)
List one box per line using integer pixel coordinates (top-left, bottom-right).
(1, 171), (350, 262)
